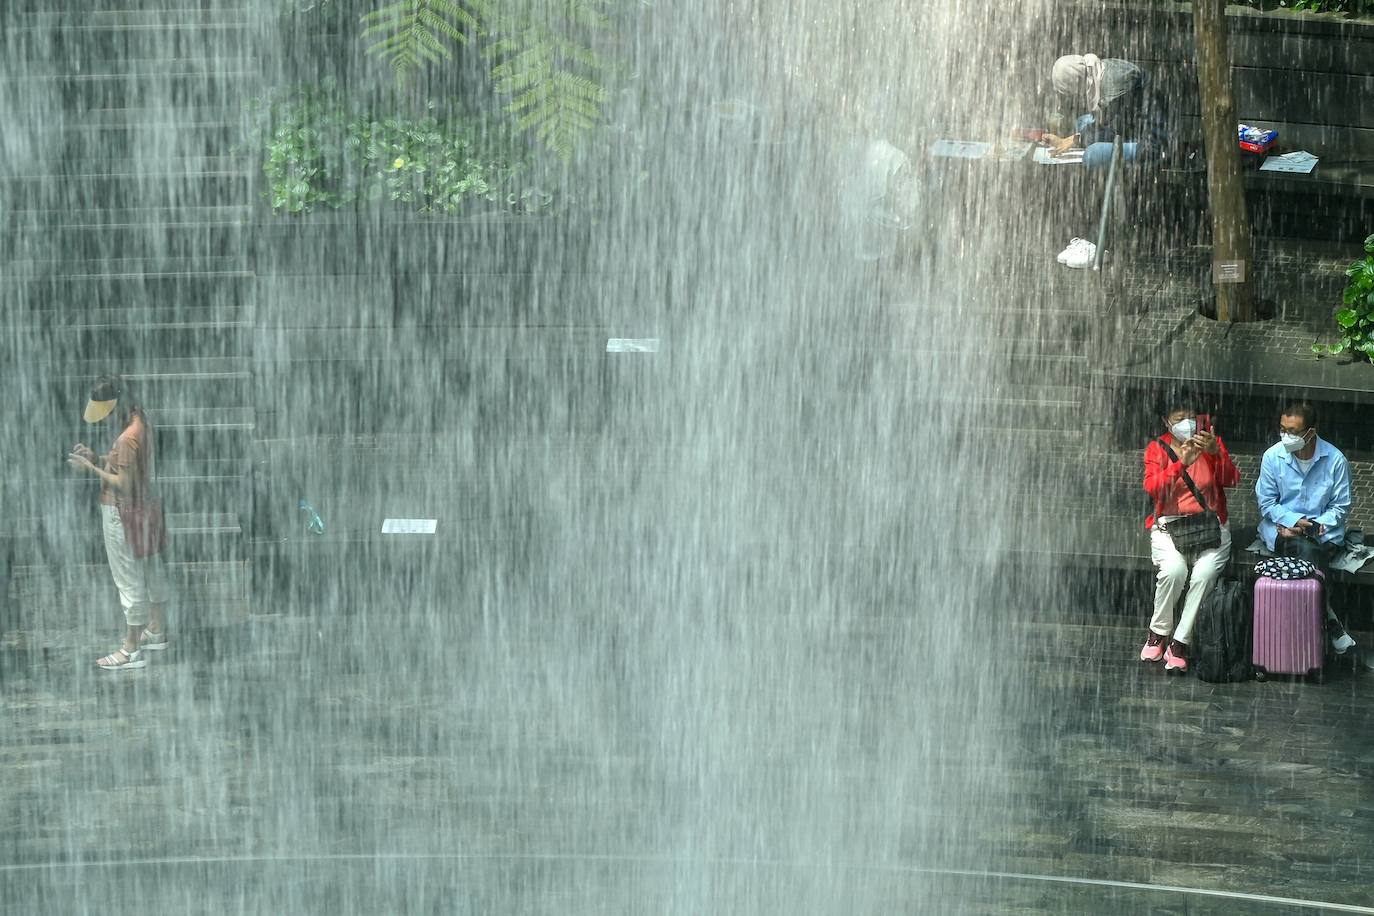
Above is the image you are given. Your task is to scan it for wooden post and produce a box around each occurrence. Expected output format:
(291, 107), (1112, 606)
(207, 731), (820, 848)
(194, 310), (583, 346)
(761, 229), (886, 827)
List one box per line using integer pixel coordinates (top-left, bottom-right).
(1193, 0), (1256, 322)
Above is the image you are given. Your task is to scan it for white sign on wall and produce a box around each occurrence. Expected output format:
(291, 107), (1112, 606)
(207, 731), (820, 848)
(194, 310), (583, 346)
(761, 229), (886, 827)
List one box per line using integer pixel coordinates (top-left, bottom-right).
(1213, 260), (1246, 284)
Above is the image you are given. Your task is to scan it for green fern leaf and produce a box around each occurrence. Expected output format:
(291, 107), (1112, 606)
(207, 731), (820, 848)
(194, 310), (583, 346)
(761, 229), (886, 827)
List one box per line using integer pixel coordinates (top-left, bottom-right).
(360, 0), (481, 83)
(479, 0), (616, 158)
(510, 81), (555, 114)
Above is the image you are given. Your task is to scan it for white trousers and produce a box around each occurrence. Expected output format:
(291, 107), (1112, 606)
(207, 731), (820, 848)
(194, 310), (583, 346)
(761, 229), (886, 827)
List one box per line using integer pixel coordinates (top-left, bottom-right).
(100, 504), (169, 627)
(1149, 523), (1231, 645)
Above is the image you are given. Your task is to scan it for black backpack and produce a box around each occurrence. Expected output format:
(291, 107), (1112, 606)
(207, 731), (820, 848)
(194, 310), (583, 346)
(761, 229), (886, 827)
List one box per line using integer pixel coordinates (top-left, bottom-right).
(1193, 579), (1253, 683)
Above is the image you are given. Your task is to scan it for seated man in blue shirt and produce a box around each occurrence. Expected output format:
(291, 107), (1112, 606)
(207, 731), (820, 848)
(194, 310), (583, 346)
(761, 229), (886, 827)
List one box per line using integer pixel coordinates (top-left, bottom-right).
(1256, 401), (1356, 654)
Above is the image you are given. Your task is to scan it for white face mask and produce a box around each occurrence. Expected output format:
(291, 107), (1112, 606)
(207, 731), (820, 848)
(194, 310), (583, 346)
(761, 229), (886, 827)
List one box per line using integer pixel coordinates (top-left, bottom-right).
(1170, 419), (1196, 442)
(1280, 431), (1309, 453)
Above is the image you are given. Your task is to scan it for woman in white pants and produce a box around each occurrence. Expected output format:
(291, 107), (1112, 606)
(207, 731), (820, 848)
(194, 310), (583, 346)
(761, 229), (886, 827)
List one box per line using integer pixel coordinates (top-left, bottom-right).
(1141, 403), (1241, 674)
(67, 375), (170, 670)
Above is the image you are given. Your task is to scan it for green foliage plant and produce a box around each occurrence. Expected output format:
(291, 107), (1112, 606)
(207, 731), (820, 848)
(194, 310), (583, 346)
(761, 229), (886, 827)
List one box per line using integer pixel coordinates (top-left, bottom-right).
(1313, 234), (1374, 361)
(1280, 0), (1374, 14)
(250, 82), (554, 216)
(1222, 0), (1374, 14)
(358, 0), (615, 160)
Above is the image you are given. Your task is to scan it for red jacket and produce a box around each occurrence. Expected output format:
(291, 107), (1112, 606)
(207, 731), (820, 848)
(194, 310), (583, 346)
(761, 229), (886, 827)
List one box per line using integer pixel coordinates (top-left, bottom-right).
(1143, 434), (1241, 529)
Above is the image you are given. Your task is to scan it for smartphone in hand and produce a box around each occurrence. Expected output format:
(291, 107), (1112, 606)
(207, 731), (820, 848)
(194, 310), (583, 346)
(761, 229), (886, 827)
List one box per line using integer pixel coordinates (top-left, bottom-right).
(1196, 414), (1213, 435)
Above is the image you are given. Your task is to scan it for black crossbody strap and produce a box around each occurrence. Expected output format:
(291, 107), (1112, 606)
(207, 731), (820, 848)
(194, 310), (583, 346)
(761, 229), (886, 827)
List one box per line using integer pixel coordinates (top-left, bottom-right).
(1158, 438), (1212, 513)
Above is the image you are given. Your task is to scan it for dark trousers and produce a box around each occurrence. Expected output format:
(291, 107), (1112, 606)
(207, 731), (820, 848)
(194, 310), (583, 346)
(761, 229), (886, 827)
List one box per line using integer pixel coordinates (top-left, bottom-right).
(1276, 536), (1343, 619)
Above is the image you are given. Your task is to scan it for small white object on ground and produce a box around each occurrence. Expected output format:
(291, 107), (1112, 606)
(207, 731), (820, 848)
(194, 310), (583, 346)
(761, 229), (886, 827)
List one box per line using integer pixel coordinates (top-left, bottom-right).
(381, 518), (438, 535)
(1057, 237), (1093, 265)
(606, 338), (660, 353)
(1060, 238), (1096, 269)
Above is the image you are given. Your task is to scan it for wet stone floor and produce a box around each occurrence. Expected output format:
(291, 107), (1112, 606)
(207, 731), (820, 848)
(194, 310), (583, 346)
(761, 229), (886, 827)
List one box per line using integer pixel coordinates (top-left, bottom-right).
(2, 608), (1373, 914)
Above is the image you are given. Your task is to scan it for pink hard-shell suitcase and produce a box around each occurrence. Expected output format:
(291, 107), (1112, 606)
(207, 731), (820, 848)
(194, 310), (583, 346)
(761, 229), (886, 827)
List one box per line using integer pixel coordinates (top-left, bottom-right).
(1252, 575), (1325, 678)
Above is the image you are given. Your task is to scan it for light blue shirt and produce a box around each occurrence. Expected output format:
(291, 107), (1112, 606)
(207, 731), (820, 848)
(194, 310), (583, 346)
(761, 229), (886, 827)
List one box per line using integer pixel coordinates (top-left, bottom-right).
(1256, 436), (1352, 551)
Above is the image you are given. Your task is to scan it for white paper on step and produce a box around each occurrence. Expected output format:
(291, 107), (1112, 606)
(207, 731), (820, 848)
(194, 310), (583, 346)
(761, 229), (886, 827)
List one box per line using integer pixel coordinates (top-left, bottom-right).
(606, 338), (660, 353)
(1260, 150), (1318, 174)
(1033, 146), (1084, 165)
(929, 139), (993, 159)
(382, 518), (438, 535)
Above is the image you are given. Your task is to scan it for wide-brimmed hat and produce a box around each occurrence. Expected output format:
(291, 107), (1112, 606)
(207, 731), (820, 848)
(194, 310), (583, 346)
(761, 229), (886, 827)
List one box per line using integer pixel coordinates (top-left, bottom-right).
(83, 375), (121, 423)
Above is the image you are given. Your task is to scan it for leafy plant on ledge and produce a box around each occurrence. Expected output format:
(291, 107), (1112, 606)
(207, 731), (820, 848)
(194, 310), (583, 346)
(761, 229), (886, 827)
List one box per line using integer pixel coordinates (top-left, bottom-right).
(1313, 234), (1374, 361)
(249, 83), (555, 215)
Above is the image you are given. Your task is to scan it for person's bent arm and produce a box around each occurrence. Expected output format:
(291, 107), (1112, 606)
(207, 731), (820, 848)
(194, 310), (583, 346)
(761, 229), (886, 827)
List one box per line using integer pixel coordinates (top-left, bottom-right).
(1213, 437), (1241, 488)
(88, 462), (129, 494)
(1313, 456), (1352, 532)
(1194, 431), (1238, 487)
(1143, 441), (1184, 500)
(1257, 453), (1303, 529)
(67, 451), (129, 495)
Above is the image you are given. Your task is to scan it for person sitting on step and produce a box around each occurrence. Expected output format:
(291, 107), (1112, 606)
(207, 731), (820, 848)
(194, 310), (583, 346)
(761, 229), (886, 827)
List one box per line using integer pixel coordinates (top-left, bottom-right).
(1141, 400), (1241, 674)
(1044, 53), (1170, 270)
(1044, 53), (1169, 169)
(1256, 401), (1357, 655)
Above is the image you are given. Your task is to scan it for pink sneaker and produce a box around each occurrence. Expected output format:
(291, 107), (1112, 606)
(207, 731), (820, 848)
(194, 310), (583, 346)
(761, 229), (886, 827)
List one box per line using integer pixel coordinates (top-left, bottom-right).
(1140, 631), (1166, 662)
(1163, 640), (1189, 674)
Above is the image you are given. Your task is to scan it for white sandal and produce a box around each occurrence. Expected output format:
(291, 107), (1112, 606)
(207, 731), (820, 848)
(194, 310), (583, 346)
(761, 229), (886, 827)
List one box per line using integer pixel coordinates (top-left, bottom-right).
(97, 647), (147, 670)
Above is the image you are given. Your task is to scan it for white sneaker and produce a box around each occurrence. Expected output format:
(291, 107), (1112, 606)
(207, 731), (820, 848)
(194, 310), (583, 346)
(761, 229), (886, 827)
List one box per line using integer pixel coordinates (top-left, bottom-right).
(1327, 619), (1356, 655)
(1056, 237), (1092, 264)
(1063, 240), (1098, 269)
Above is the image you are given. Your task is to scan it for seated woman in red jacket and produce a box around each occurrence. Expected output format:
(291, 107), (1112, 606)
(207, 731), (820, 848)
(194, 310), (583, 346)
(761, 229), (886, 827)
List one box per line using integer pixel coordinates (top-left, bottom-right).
(1141, 401), (1241, 673)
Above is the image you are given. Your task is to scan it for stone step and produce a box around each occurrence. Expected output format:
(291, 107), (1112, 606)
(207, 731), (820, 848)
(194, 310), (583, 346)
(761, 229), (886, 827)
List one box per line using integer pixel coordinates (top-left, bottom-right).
(0, 272), (255, 301)
(47, 325), (251, 360)
(0, 73), (253, 112)
(2, 171), (249, 215)
(2, 153), (250, 180)
(16, 365), (253, 421)
(42, 457), (250, 513)
(56, 357), (253, 398)
(3, 227), (252, 275)
(147, 405), (255, 433)
(12, 55), (251, 78)
(22, 138), (254, 174)
(5, 252), (249, 280)
(6, 560), (252, 644)
(962, 385), (1084, 431)
(10, 557), (248, 598)
(12, 8), (251, 28)
(5, 203), (254, 229)
(32, 303), (252, 331)
(6, 510), (246, 568)
(11, 104), (240, 130)
(15, 121), (247, 160)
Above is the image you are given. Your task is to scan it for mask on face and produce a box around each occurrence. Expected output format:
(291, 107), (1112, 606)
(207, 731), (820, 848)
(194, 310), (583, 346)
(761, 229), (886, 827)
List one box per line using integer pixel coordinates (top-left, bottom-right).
(1170, 419), (1196, 443)
(1280, 431), (1308, 453)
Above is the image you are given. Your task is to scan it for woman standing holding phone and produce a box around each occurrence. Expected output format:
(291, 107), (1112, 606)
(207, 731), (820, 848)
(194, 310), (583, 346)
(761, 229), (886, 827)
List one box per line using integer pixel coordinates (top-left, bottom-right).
(67, 375), (170, 670)
(1141, 401), (1241, 673)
